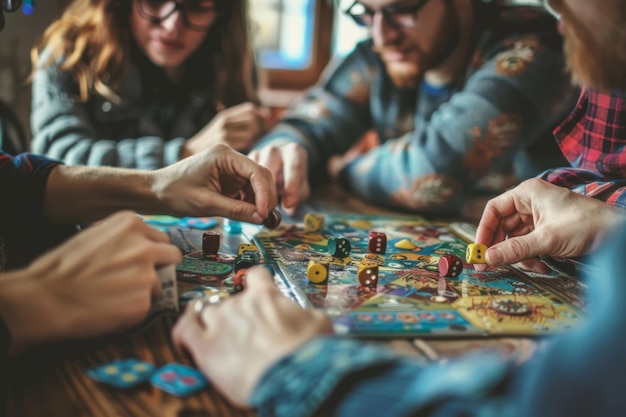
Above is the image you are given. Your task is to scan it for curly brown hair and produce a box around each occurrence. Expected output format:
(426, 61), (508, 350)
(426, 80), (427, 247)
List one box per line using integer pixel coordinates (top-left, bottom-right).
(31, 0), (260, 105)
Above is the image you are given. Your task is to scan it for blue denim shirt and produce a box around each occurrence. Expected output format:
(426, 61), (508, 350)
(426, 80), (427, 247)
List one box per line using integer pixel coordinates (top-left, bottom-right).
(251, 221), (626, 417)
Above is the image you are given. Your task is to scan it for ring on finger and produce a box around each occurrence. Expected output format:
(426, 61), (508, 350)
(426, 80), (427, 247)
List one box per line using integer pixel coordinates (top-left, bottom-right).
(192, 295), (222, 327)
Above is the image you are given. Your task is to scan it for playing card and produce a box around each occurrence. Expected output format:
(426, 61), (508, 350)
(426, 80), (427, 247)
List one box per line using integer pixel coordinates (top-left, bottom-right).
(150, 264), (179, 314)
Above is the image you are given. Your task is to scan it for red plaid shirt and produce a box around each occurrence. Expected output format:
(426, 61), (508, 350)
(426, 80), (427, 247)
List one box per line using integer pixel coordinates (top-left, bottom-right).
(540, 89), (626, 207)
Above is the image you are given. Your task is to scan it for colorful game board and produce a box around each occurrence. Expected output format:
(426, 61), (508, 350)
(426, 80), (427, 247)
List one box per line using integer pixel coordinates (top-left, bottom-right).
(253, 214), (588, 338)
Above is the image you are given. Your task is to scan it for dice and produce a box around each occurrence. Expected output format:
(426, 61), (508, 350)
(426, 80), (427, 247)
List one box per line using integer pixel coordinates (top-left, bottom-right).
(307, 260), (330, 284)
(327, 237), (351, 258)
(238, 243), (258, 255)
(357, 264), (379, 289)
(202, 231), (220, 257)
(466, 243), (488, 264)
(368, 231), (387, 254)
(235, 252), (260, 272)
(304, 213), (325, 233)
(438, 254), (464, 277)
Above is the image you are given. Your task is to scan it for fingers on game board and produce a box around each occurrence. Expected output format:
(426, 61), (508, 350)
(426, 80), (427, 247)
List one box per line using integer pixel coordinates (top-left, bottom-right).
(367, 231), (387, 254)
(438, 254), (464, 277)
(202, 231), (220, 257)
(307, 260), (329, 284)
(466, 243), (488, 264)
(304, 213), (325, 233)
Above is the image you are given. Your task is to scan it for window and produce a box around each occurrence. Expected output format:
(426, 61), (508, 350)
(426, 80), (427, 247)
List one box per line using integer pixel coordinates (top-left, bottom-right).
(250, 0), (334, 90)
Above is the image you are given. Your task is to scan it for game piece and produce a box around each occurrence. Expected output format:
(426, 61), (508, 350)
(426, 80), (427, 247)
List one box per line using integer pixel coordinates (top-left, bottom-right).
(202, 231), (220, 257)
(232, 269), (248, 293)
(466, 243), (488, 264)
(357, 264), (378, 289)
(87, 359), (155, 389)
(234, 252), (261, 272)
(150, 363), (208, 397)
(368, 231), (387, 254)
(394, 238), (416, 250)
(438, 254), (464, 277)
(223, 218), (242, 234)
(238, 243), (258, 255)
(304, 213), (325, 233)
(489, 299), (532, 316)
(306, 260), (329, 284)
(327, 237), (351, 257)
(263, 209), (282, 229)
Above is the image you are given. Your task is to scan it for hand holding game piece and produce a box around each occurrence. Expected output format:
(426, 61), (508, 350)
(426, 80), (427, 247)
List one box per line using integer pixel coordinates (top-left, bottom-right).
(0, 212), (182, 353)
(152, 144), (278, 225)
(466, 243), (488, 264)
(475, 179), (625, 271)
(172, 266), (333, 406)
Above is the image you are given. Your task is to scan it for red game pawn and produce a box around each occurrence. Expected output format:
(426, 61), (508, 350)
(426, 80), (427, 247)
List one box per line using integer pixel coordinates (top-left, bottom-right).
(438, 254), (464, 278)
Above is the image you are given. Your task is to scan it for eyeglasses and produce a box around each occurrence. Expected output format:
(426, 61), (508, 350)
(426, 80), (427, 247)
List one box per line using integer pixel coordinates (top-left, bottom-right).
(344, 0), (430, 30)
(136, 0), (222, 32)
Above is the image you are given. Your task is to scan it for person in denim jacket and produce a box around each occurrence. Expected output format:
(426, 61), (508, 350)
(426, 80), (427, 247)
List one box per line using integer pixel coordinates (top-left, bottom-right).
(30, 0), (269, 169)
(251, 0), (576, 214)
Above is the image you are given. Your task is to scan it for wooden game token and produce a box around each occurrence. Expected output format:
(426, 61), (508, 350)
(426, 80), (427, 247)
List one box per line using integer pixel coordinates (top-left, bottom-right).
(264, 209), (282, 229)
(489, 299), (531, 316)
(394, 239), (416, 250)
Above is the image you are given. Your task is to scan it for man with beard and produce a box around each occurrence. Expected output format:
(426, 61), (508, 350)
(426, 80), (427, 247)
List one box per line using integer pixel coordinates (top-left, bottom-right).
(250, 0), (575, 214)
(536, 0), (626, 207)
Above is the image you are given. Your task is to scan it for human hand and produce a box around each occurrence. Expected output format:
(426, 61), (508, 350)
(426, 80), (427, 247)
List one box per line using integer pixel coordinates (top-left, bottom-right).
(249, 141), (310, 216)
(171, 267), (333, 406)
(153, 143), (278, 224)
(183, 102), (270, 155)
(0, 211), (182, 353)
(475, 178), (625, 272)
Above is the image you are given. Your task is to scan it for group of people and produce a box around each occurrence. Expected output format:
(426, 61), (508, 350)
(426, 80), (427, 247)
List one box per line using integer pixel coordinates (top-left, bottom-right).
(1, 0), (625, 415)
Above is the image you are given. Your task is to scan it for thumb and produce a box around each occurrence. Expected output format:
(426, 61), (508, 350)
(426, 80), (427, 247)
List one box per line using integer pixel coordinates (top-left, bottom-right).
(486, 233), (542, 266)
(243, 266), (275, 290)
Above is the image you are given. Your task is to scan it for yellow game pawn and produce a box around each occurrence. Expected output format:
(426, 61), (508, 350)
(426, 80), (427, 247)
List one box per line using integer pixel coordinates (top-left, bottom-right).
(466, 243), (488, 264)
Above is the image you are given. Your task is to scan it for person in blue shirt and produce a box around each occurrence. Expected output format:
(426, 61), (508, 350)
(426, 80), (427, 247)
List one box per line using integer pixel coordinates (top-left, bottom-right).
(173, 1), (626, 414)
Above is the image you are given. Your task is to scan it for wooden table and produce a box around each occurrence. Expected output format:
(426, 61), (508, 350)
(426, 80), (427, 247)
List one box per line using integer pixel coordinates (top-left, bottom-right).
(7, 184), (540, 417)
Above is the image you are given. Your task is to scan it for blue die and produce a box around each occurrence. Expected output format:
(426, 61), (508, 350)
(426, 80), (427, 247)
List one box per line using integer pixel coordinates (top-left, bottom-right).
(86, 359), (155, 388)
(150, 363), (209, 397)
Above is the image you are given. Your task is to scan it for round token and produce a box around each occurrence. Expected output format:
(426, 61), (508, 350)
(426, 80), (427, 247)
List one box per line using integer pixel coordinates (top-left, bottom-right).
(264, 209), (282, 229)
(489, 299), (531, 316)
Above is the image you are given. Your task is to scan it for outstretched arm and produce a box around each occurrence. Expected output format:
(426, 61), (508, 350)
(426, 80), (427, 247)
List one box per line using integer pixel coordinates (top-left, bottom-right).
(44, 144), (278, 225)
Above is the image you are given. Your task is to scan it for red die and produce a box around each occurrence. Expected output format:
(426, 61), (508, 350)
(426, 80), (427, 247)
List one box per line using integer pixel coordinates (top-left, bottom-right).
(368, 231), (387, 254)
(438, 254), (464, 278)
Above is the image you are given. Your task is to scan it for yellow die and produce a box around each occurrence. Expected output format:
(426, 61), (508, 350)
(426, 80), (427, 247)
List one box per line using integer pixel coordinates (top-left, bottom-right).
(238, 243), (258, 255)
(466, 243), (488, 264)
(304, 213), (325, 233)
(306, 260), (329, 284)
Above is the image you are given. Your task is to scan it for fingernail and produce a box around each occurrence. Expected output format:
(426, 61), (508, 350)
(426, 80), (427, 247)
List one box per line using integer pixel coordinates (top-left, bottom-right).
(251, 212), (263, 224)
(487, 247), (503, 265)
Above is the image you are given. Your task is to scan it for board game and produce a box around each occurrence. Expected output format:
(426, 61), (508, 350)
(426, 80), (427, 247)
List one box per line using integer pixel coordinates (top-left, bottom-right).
(251, 214), (588, 338)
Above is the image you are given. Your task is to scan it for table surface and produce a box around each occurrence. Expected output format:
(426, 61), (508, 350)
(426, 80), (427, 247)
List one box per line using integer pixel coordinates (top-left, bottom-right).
(8, 184), (542, 417)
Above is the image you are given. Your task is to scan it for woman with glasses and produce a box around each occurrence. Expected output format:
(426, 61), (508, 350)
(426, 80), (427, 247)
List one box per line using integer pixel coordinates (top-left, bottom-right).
(29, 0), (269, 168)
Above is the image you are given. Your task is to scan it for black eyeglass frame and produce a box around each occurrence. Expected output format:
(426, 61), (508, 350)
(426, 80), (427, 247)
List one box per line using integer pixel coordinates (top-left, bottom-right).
(136, 0), (223, 32)
(343, 0), (430, 30)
